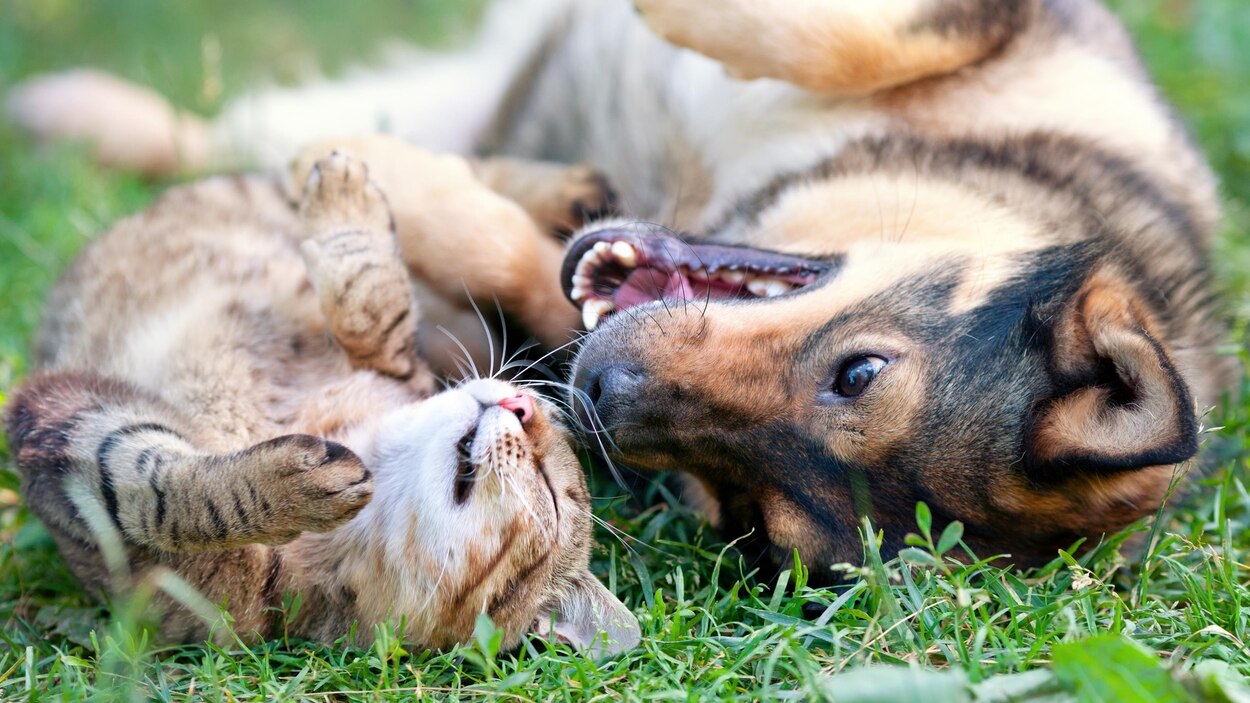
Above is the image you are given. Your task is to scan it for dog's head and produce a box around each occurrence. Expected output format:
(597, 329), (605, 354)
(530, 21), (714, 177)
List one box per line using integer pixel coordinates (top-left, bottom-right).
(561, 143), (1216, 579)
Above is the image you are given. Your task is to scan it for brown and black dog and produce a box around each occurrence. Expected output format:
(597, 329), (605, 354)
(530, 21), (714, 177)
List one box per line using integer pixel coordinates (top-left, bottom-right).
(8, 0), (1237, 581)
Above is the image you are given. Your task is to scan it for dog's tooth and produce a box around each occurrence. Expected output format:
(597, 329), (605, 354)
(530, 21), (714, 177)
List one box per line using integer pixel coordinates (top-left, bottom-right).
(610, 241), (638, 267)
(581, 299), (614, 331)
(746, 278), (770, 296)
(570, 275), (597, 302)
(593, 242), (612, 258)
(719, 270), (745, 285)
(577, 251), (600, 277)
(763, 279), (793, 297)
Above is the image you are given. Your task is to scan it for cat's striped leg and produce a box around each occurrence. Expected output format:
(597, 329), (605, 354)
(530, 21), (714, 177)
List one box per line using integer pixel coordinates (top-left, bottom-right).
(5, 372), (373, 557)
(298, 151), (429, 388)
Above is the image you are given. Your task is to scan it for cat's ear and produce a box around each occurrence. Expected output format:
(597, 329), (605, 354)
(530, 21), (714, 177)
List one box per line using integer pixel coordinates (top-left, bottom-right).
(533, 571), (640, 657)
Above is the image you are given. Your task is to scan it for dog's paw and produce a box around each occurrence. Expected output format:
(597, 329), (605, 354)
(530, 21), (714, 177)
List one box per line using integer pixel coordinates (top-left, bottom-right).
(7, 69), (203, 176)
(246, 434), (374, 537)
(557, 166), (618, 236)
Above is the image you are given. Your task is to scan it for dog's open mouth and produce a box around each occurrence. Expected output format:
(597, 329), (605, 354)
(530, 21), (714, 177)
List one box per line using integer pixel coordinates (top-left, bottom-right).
(561, 227), (835, 330)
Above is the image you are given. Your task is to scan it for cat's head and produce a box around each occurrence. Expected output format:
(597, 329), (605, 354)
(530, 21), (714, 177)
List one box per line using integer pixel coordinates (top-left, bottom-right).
(345, 379), (640, 655)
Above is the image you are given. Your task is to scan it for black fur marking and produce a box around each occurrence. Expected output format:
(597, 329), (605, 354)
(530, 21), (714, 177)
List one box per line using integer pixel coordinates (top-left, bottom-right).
(205, 500), (227, 540)
(322, 441), (352, 465)
(134, 447), (158, 476)
(333, 263), (378, 305)
(246, 481), (268, 515)
(912, 0), (1030, 43)
(330, 246), (371, 258)
(487, 551), (549, 617)
(261, 549), (285, 634)
(97, 423), (183, 530)
(318, 229), (364, 247)
(231, 489), (252, 533)
(380, 307), (411, 338)
(150, 454), (167, 528)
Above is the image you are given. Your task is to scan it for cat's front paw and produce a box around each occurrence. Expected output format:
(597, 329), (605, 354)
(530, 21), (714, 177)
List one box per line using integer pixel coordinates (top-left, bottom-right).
(245, 434), (374, 539)
(299, 150), (394, 242)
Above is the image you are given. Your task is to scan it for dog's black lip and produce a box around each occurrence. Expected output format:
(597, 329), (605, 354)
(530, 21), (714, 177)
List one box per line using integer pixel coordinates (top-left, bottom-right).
(560, 225), (838, 304)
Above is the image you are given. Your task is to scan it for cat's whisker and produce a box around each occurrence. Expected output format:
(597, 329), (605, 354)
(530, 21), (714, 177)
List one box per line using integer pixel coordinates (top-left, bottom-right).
(498, 332), (589, 382)
(505, 472), (541, 527)
(437, 325), (483, 382)
(460, 283), (497, 379)
(418, 548), (452, 613)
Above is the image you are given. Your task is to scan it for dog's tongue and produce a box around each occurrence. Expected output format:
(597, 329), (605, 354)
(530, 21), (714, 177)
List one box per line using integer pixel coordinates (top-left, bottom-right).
(615, 268), (696, 309)
(663, 270), (694, 300)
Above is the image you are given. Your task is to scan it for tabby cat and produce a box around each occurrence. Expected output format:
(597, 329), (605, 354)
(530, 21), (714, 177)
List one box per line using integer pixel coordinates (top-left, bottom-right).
(4, 151), (639, 654)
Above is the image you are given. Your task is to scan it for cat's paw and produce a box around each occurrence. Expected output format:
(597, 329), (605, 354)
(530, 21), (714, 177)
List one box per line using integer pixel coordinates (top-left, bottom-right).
(299, 151), (394, 243)
(247, 434), (374, 537)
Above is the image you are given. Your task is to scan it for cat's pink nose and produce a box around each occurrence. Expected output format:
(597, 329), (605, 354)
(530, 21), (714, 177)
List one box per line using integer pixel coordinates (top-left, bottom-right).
(498, 392), (535, 425)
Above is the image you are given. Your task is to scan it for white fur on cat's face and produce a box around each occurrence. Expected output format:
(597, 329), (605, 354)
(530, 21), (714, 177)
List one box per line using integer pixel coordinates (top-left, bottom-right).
(337, 379), (634, 652)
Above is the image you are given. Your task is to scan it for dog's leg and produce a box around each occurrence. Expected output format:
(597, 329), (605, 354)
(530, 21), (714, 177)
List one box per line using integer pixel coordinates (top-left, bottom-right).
(293, 136), (581, 350)
(634, 0), (1028, 95)
(470, 157), (617, 238)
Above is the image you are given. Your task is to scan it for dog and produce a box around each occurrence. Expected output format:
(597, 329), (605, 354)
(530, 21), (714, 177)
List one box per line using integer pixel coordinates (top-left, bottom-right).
(8, 0), (1237, 581)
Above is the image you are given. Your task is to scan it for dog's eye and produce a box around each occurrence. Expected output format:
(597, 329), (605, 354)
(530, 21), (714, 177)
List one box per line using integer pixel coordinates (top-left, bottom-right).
(834, 355), (888, 397)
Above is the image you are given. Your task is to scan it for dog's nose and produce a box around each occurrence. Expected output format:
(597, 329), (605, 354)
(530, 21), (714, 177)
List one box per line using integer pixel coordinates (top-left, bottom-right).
(575, 363), (645, 434)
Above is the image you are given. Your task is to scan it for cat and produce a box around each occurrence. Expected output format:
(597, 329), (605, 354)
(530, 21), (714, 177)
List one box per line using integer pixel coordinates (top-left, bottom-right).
(4, 150), (640, 654)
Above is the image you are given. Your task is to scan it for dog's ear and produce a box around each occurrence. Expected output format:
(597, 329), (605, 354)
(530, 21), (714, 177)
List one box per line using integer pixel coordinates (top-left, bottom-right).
(1026, 268), (1198, 479)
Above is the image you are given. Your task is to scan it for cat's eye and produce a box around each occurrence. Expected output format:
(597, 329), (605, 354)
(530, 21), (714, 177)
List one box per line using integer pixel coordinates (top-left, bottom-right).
(833, 355), (888, 398)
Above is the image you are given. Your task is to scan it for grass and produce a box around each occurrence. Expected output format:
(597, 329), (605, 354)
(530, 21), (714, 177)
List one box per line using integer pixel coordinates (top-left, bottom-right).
(2, 0), (1250, 700)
